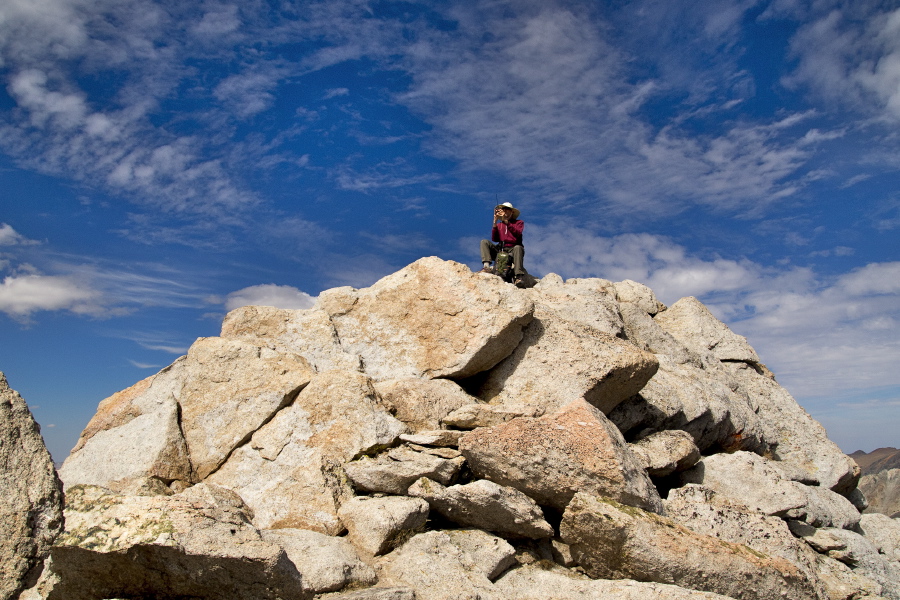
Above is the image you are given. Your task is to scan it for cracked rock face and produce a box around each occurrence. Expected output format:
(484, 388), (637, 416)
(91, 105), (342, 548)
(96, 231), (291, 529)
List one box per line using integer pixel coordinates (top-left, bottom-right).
(206, 369), (405, 533)
(0, 373), (63, 600)
(58, 359), (192, 491)
(22, 259), (892, 600)
(38, 483), (309, 600)
(318, 257), (535, 380)
(560, 492), (819, 600)
(459, 399), (663, 513)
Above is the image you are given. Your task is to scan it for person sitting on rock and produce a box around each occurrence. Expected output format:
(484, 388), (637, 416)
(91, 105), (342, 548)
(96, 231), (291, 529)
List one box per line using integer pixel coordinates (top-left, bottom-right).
(480, 202), (526, 287)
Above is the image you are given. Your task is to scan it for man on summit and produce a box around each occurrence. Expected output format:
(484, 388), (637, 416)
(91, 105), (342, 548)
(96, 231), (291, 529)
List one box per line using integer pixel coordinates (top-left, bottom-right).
(480, 201), (526, 287)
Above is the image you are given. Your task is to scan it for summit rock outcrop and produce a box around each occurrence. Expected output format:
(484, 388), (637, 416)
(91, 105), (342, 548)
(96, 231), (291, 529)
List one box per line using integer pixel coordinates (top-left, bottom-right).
(6, 257), (896, 600)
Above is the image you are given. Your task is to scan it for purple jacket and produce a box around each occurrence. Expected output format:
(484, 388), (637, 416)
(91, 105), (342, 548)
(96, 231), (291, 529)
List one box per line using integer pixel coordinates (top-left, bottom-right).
(492, 219), (524, 247)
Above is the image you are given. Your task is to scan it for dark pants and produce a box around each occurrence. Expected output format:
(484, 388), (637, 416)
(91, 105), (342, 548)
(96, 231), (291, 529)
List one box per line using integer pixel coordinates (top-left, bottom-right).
(480, 240), (525, 276)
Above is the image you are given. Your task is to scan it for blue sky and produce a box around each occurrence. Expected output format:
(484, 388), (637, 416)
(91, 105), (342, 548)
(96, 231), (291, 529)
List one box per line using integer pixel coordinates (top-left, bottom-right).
(1, 0), (898, 461)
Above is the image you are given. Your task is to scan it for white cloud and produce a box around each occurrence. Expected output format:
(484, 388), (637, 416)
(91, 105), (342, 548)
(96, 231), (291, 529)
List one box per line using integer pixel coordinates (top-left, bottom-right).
(214, 70), (281, 118)
(784, 4), (900, 122)
(0, 273), (102, 319)
(0, 223), (39, 246)
(193, 5), (241, 36)
(837, 262), (900, 295)
(224, 284), (316, 311)
(0, 240), (216, 321)
(2, 68), (257, 217)
(525, 223), (761, 303)
(397, 2), (827, 215)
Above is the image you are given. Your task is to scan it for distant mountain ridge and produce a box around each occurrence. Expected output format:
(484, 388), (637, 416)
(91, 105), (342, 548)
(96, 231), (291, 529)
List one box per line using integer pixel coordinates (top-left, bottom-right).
(851, 447), (900, 476)
(854, 448), (900, 518)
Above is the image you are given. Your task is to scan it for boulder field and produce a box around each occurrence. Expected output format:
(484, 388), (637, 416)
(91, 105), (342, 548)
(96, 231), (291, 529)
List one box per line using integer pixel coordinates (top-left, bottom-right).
(5, 257), (899, 600)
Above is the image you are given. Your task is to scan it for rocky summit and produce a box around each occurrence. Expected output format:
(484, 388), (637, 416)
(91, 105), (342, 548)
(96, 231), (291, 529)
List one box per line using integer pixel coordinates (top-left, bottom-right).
(5, 257), (900, 600)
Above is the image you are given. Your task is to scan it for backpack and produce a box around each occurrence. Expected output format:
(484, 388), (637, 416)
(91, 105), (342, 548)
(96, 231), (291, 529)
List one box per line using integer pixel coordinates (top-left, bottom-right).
(495, 250), (513, 282)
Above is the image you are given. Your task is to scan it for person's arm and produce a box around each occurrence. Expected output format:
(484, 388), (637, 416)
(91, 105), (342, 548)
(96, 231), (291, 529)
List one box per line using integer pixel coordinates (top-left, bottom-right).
(508, 220), (524, 244)
(491, 222), (500, 242)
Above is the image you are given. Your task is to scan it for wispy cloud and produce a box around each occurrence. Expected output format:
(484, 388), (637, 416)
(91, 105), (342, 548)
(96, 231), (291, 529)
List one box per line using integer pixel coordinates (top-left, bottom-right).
(0, 237), (214, 321)
(0, 223), (40, 246)
(128, 359), (163, 369)
(782, 3), (900, 122)
(395, 2), (833, 216)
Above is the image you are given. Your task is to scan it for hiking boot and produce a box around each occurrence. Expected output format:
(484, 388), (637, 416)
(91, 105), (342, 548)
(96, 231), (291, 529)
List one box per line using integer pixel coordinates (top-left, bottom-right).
(479, 266), (495, 274)
(514, 275), (526, 288)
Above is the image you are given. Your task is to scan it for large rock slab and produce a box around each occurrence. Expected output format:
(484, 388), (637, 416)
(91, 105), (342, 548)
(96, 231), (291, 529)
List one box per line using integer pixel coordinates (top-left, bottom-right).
(338, 496), (429, 556)
(38, 483), (309, 600)
(316, 257), (534, 380)
(408, 477), (553, 539)
(442, 402), (541, 429)
(665, 484), (827, 599)
(809, 552), (889, 600)
(617, 301), (696, 365)
(178, 336), (314, 479)
(495, 564), (739, 600)
(808, 527), (900, 598)
(680, 451), (861, 529)
(343, 446), (465, 495)
(655, 296), (760, 363)
(472, 306), (658, 415)
(723, 360), (860, 493)
(679, 451), (809, 517)
(376, 530), (513, 600)
(614, 279), (667, 316)
(529, 274), (625, 336)
(459, 399), (663, 513)
(0, 373), (63, 600)
(221, 305), (362, 373)
(560, 492), (818, 600)
(207, 370), (405, 533)
(441, 529), (517, 580)
(610, 354), (767, 454)
(58, 359), (192, 491)
(373, 377), (477, 431)
(259, 528), (376, 594)
(858, 512), (900, 564)
(788, 484), (861, 530)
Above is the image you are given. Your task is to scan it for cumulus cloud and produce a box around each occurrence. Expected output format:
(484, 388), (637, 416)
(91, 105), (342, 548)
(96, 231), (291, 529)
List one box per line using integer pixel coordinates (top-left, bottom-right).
(526, 223), (762, 303)
(0, 273), (102, 319)
(224, 284), (316, 311)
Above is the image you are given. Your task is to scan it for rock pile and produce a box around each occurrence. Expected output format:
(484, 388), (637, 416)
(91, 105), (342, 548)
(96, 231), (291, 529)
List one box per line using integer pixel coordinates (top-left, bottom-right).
(7, 257), (900, 600)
